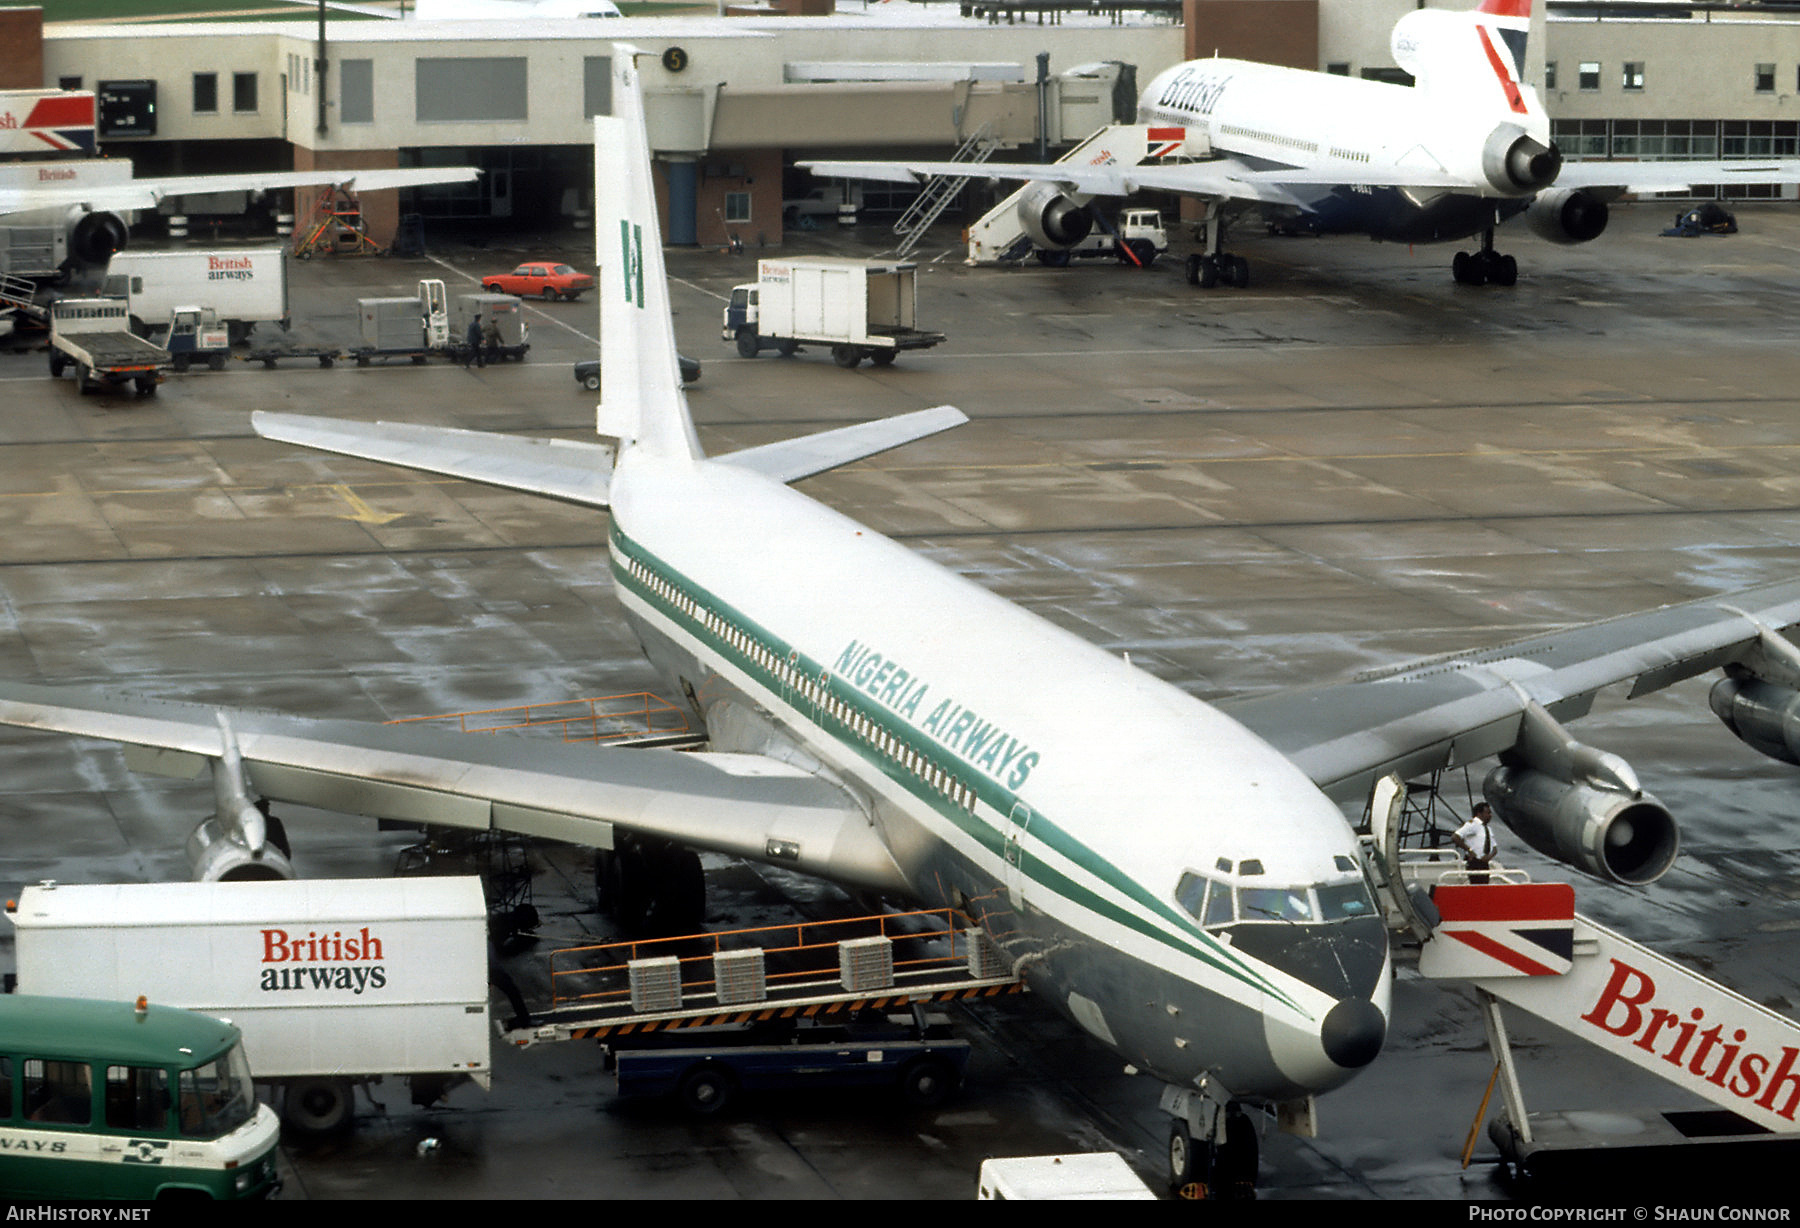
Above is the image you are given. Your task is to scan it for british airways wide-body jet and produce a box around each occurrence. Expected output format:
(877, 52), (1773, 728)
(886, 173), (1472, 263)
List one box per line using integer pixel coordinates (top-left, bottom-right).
(805, 0), (1800, 289)
(7, 45), (1800, 1196)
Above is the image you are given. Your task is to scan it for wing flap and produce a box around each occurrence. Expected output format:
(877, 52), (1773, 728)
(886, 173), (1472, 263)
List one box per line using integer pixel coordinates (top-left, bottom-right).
(252, 411), (614, 508)
(718, 405), (967, 485)
(0, 680), (908, 893)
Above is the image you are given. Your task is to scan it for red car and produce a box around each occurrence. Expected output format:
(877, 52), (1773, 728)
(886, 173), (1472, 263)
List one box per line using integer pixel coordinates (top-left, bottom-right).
(481, 262), (596, 301)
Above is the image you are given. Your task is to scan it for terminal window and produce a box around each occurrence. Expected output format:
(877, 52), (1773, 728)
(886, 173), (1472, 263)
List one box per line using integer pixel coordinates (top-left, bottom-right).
(234, 73), (258, 114)
(1578, 62), (1600, 91)
(1544, 61), (1557, 90)
(725, 191), (751, 225)
(1622, 62), (1645, 92)
(193, 71), (217, 115)
(1757, 63), (1777, 93)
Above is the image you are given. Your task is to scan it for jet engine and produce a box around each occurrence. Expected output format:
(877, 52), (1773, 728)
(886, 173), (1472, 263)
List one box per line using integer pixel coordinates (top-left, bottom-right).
(1481, 124), (1562, 195)
(1523, 188), (1609, 245)
(1483, 765), (1678, 885)
(1480, 701), (1679, 885)
(183, 713), (294, 882)
(1016, 181), (1093, 250)
(67, 206), (129, 268)
(187, 810), (295, 882)
(1709, 672), (1800, 765)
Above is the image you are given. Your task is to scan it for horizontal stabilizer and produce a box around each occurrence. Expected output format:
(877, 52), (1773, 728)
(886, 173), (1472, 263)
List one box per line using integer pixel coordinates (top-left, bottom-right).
(252, 411), (614, 507)
(717, 405), (967, 485)
(1557, 158), (1800, 196)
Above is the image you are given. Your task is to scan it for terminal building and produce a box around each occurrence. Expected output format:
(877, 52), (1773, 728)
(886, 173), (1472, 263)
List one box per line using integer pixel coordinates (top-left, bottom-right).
(0, 0), (1797, 249)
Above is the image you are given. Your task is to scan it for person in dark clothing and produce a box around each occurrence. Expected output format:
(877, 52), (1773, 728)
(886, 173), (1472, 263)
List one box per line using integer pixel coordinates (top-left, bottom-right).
(465, 314), (484, 368)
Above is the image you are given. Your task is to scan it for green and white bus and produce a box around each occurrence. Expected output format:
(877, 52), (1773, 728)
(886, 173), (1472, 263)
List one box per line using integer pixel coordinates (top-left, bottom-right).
(0, 994), (281, 1199)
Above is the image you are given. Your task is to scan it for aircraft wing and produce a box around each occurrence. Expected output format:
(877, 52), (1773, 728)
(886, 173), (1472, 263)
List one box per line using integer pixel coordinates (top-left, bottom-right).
(253, 412), (615, 508)
(0, 166), (479, 214)
(1219, 577), (1800, 803)
(802, 155), (1477, 209)
(1554, 159), (1800, 197)
(0, 679), (909, 893)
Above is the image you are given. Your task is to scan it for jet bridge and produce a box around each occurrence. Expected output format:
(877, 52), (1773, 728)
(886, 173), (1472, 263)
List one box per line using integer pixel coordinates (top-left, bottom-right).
(1364, 774), (1800, 1185)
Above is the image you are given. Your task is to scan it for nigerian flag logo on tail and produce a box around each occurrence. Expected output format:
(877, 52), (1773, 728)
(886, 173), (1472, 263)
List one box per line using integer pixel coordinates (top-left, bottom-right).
(620, 220), (644, 308)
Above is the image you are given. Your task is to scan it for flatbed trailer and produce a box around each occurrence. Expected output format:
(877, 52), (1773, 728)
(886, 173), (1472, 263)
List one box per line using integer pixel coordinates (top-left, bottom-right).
(500, 907), (1019, 1112)
(47, 296), (169, 396)
(606, 1007), (972, 1114)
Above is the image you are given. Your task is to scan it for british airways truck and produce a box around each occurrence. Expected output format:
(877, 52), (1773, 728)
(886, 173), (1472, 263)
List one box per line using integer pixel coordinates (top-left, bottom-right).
(5, 877), (490, 1136)
(103, 247), (290, 344)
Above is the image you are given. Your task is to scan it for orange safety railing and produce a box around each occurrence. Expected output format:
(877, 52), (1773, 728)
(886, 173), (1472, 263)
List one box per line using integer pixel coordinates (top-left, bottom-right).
(386, 691), (690, 744)
(545, 908), (979, 1011)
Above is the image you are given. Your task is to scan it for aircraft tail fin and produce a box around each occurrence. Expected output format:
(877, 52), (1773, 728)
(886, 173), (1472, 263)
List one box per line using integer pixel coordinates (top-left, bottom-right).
(1394, 0), (1537, 117)
(593, 47), (702, 464)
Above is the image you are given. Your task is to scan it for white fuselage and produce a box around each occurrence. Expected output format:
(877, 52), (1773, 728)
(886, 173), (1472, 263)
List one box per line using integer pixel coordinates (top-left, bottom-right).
(605, 449), (1392, 1102)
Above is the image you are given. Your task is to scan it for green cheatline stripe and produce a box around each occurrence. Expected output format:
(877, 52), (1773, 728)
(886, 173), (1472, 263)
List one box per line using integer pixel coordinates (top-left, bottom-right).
(605, 523), (1305, 1012)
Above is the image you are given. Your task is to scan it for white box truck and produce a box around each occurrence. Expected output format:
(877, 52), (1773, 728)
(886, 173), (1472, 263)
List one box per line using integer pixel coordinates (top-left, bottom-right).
(976, 1153), (1158, 1199)
(6, 876), (490, 1136)
(722, 256), (944, 369)
(102, 247), (290, 344)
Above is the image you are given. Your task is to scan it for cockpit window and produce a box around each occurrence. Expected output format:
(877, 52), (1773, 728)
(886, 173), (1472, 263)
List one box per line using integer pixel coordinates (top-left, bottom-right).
(1238, 886), (1314, 923)
(1203, 883), (1234, 926)
(1175, 872), (1207, 916)
(1318, 880), (1377, 921)
(1178, 870), (1376, 931)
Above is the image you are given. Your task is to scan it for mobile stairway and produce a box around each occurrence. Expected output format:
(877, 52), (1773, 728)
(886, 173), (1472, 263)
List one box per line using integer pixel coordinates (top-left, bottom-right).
(963, 122), (1160, 264)
(1369, 776), (1800, 1188)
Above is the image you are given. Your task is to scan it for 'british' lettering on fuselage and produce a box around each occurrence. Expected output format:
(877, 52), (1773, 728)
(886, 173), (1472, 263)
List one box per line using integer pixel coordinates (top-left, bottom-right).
(1155, 67), (1232, 119)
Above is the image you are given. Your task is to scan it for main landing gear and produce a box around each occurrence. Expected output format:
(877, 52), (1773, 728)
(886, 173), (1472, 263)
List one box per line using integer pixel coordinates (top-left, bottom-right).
(1185, 252), (1250, 290)
(1452, 227), (1518, 287)
(1184, 201), (1250, 291)
(594, 831), (706, 934)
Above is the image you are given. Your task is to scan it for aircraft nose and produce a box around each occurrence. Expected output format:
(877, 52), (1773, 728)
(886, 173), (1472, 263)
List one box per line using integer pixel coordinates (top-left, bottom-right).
(1321, 996), (1386, 1069)
(1264, 995), (1388, 1093)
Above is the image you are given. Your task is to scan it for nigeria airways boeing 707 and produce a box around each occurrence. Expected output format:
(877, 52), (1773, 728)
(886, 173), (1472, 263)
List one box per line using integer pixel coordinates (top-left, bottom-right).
(7, 45), (1800, 1196)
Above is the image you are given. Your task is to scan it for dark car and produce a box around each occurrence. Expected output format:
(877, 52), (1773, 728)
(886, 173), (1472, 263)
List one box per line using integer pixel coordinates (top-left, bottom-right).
(575, 356), (699, 391)
(1666, 203), (1738, 236)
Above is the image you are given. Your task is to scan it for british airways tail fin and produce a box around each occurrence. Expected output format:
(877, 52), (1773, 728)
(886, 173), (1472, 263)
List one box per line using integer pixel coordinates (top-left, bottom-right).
(593, 47), (702, 463)
(1393, 0), (1538, 116)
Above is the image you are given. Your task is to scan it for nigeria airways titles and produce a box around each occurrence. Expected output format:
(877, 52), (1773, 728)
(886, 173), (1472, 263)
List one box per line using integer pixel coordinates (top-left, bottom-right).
(833, 639), (1040, 789)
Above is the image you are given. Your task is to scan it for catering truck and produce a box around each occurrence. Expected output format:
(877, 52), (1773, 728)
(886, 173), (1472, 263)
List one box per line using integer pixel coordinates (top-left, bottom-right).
(6, 876), (490, 1137)
(47, 295), (169, 395)
(722, 256), (944, 369)
(103, 247), (290, 344)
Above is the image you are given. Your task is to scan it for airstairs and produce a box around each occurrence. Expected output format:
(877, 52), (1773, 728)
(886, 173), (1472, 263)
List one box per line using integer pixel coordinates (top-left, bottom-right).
(0, 271), (42, 327)
(890, 122), (1002, 260)
(1367, 776), (1800, 1184)
(963, 122), (1155, 264)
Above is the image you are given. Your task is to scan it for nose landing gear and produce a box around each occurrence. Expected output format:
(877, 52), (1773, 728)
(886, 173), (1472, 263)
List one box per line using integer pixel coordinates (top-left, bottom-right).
(1162, 1083), (1261, 1199)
